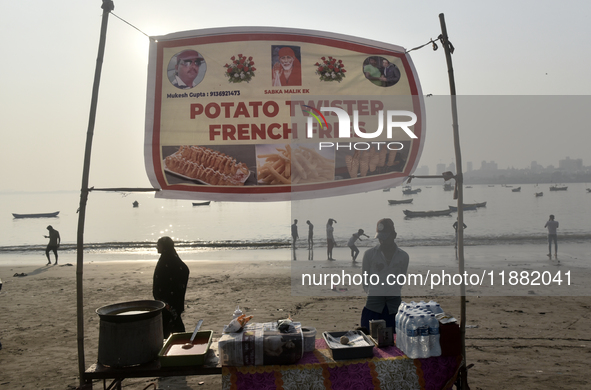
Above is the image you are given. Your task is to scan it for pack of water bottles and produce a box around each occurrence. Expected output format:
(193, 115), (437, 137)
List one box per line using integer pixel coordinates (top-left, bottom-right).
(395, 300), (443, 359)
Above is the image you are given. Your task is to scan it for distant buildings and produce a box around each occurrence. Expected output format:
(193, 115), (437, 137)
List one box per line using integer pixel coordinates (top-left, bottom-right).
(559, 157), (583, 171)
(481, 160), (498, 171)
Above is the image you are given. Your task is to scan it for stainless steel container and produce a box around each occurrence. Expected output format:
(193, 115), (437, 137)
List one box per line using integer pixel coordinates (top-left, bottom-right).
(369, 319), (386, 339)
(96, 300), (165, 367)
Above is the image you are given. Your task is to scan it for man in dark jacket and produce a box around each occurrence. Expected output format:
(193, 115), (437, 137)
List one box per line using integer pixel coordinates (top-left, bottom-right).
(381, 59), (401, 87)
(153, 236), (190, 338)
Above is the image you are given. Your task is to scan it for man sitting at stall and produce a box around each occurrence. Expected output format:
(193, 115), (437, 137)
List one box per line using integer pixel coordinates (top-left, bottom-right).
(360, 218), (409, 331)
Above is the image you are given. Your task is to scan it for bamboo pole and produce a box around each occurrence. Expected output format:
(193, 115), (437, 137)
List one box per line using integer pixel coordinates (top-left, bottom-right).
(439, 13), (468, 388)
(76, 1), (114, 386)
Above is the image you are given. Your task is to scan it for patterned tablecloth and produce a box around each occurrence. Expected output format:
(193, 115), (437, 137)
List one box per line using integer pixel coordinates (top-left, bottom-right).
(222, 338), (462, 390)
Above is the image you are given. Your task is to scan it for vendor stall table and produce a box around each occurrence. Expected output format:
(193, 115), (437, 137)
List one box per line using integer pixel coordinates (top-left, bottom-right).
(84, 338), (461, 390)
(83, 343), (222, 389)
(222, 339), (462, 390)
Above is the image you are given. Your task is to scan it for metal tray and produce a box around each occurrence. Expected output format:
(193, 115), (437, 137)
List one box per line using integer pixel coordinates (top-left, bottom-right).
(322, 331), (375, 360)
(158, 330), (213, 367)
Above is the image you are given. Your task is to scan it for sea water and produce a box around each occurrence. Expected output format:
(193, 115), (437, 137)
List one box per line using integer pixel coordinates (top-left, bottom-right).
(1, 183), (590, 253)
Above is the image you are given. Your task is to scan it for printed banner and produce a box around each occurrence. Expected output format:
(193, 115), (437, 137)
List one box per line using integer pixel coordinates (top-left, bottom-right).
(145, 27), (425, 201)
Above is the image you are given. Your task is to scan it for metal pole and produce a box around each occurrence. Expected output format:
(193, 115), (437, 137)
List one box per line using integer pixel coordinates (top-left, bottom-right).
(439, 13), (468, 388)
(76, 1), (114, 386)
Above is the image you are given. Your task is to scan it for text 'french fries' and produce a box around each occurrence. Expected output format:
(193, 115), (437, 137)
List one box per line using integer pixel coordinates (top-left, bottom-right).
(257, 145), (335, 185)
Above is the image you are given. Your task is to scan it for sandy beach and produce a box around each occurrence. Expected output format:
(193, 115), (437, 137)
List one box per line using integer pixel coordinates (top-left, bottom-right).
(0, 244), (589, 389)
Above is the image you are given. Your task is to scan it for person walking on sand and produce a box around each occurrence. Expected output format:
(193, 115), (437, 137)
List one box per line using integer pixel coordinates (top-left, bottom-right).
(153, 236), (190, 338)
(326, 218), (337, 261)
(348, 229), (369, 262)
(306, 220), (314, 250)
(544, 214), (559, 259)
(44, 225), (60, 265)
(453, 218), (467, 249)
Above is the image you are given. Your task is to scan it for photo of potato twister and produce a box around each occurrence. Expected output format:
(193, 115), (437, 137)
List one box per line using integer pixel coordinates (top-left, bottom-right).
(257, 144), (335, 185)
(345, 146), (399, 178)
(164, 145), (250, 186)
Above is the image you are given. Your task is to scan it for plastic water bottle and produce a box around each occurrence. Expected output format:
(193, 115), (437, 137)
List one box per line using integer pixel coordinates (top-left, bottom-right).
(399, 313), (410, 351)
(428, 301), (444, 314)
(398, 301), (407, 312)
(417, 315), (430, 358)
(406, 315), (419, 358)
(395, 310), (404, 337)
(428, 314), (442, 357)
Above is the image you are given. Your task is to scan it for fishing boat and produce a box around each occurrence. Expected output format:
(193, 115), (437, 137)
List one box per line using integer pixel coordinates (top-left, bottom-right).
(466, 201), (487, 208)
(388, 199), (413, 205)
(535, 192), (543, 197)
(549, 185), (568, 191)
(403, 209), (452, 218)
(511, 187), (521, 192)
(448, 205), (478, 212)
(12, 211), (60, 219)
(402, 186), (421, 195)
(192, 201), (211, 206)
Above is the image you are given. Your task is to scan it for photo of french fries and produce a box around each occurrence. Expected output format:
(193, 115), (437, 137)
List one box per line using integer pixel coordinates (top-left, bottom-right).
(256, 144), (335, 185)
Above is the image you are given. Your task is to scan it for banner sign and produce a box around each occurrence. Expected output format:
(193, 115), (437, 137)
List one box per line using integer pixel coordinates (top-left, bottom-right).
(145, 27), (425, 201)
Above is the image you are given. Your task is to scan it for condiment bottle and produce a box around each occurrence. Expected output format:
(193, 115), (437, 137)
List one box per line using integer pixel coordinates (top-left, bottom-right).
(233, 305), (243, 319)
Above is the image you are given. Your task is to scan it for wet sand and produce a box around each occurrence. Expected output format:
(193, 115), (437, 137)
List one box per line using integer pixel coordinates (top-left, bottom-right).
(0, 243), (589, 389)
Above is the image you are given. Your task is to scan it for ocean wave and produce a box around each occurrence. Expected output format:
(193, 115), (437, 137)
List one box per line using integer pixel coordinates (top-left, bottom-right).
(1, 233), (589, 254)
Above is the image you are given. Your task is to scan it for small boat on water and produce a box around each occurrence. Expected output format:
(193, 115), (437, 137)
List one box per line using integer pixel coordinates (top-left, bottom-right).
(511, 187), (521, 192)
(388, 199), (413, 205)
(12, 211), (60, 219)
(535, 192), (543, 197)
(402, 186), (421, 195)
(549, 185), (568, 191)
(448, 205), (478, 211)
(382, 188), (390, 192)
(587, 188), (591, 193)
(132, 201), (139, 208)
(403, 209), (452, 218)
(192, 201), (211, 206)
(464, 201), (487, 208)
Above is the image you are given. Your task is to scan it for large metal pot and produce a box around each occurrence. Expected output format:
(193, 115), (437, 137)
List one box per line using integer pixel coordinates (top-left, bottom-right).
(96, 300), (165, 367)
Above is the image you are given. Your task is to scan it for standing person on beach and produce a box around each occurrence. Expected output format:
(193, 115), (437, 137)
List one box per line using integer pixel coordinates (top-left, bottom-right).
(153, 236), (190, 338)
(361, 218), (409, 331)
(306, 220), (314, 250)
(544, 214), (559, 259)
(44, 225), (60, 265)
(291, 219), (299, 249)
(453, 218), (467, 249)
(326, 218), (337, 261)
(347, 229), (369, 263)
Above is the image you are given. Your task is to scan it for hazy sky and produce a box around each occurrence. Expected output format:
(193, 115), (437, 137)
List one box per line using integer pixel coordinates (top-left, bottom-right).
(1, 0), (590, 192)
